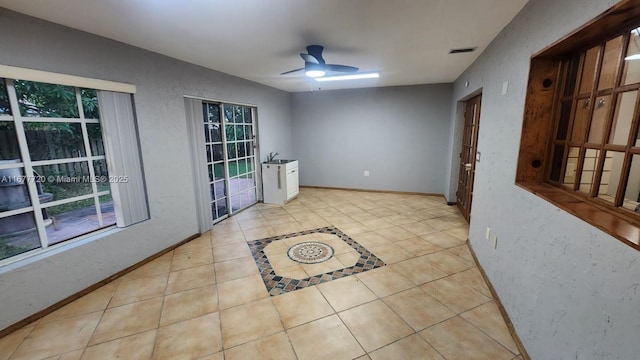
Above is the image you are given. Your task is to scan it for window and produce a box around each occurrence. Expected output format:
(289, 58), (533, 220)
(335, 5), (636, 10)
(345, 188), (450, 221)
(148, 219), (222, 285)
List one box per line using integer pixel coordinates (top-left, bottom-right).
(549, 30), (640, 211)
(517, 0), (640, 249)
(0, 68), (147, 262)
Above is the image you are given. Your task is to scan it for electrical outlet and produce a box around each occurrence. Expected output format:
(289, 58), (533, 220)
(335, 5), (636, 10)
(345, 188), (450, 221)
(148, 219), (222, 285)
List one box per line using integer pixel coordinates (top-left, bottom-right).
(364, 170), (370, 177)
(492, 234), (498, 249)
(485, 227), (490, 240)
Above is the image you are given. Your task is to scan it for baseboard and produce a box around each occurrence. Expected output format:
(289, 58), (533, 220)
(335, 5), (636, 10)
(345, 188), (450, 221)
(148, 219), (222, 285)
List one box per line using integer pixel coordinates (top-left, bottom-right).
(0, 232), (200, 338)
(467, 240), (531, 360)
(300, 185), (445, 198)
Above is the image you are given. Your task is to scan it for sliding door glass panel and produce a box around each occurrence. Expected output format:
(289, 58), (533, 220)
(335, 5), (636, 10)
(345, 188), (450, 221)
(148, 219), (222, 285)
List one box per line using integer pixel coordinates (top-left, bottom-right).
(202, 102), (258, 221)
(204, 103), (228, 222)
(227, 105), (257, 213)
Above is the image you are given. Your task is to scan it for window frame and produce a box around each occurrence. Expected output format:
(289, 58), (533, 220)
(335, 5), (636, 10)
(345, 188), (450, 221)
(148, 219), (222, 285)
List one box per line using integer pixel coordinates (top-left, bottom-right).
(0, 78), (115, 259)
(0, 67), (141, 265)
(546, 29), (640, 213)
(516, 0), (640, 250)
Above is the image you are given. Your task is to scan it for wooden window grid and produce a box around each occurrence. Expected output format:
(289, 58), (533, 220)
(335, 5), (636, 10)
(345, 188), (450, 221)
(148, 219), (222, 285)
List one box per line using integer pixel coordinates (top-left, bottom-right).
(547, 26), (640, 216)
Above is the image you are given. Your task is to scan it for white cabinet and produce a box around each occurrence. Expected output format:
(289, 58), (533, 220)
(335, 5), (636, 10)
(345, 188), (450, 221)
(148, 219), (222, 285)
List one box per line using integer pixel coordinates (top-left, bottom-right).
(286, 167), (299, 199)
(262, 160), (299, 205)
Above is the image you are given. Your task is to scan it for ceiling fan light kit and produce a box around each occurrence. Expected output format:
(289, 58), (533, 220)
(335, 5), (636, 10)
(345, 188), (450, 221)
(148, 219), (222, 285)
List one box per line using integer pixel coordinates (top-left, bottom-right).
(304, 63), (325, 77)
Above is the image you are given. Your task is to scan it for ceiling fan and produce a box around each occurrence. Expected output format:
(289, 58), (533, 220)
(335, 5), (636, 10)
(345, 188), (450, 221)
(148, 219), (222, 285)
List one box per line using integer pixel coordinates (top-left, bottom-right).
(281, 45), (358, 78)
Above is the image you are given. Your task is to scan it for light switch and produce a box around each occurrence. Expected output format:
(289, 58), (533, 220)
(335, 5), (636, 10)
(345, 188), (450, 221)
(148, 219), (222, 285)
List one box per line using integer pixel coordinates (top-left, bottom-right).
(502, 81), (509, 95)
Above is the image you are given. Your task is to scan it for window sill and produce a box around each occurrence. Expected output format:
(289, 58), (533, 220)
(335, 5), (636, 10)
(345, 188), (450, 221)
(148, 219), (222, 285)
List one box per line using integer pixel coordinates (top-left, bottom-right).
(0, 225), (118, 272)
(517, 182), (640, 250)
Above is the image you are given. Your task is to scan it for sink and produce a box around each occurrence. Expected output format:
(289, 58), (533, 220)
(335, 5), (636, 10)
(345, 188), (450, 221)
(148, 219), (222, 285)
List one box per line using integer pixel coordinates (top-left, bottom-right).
(264, 159), (294, 164)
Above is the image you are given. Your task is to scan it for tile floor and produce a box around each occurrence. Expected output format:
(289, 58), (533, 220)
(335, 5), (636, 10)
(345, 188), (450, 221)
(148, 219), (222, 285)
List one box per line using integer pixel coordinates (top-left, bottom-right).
(0, 188), (523, 360)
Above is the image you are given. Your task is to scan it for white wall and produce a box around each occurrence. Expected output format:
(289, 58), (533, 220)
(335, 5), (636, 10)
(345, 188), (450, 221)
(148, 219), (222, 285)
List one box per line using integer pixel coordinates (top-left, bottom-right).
(292, 84), (453, 194)
(445, 0), (640, 358)
(0, 8), (292, 330)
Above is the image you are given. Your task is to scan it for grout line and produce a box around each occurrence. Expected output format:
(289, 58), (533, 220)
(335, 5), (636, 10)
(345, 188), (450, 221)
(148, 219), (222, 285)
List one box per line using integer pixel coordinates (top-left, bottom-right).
(80, 297), (112, 352)
(267, 296), (296, 358)
(211, 241), (225, 355)
(5, 321), (38, 360)
(457, 314), (518, 356)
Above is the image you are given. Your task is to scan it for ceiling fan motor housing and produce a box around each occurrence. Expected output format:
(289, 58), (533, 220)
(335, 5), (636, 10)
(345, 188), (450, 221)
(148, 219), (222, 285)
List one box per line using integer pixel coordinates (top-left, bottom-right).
(280, 44), (358, 75)
(306, 45), (325, 64)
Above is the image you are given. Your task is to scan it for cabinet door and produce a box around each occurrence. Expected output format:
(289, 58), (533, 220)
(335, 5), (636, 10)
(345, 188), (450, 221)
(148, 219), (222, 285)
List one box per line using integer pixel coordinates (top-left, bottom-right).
(286, 169), (299, 199)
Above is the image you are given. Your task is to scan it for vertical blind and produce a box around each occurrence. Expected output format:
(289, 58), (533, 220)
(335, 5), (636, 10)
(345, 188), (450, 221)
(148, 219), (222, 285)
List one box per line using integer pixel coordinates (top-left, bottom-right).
(97, 91), (149, 227)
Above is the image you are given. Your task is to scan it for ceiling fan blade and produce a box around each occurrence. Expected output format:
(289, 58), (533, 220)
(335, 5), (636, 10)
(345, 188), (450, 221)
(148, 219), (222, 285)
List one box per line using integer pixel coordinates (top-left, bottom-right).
(325, 64), (359, 73)
(300, 53), (320, 64)
(280, 67), (305, 75)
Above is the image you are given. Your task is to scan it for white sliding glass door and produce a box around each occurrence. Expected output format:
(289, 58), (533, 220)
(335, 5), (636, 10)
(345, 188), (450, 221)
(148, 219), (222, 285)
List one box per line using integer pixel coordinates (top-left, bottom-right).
(202, 101), (257, 223)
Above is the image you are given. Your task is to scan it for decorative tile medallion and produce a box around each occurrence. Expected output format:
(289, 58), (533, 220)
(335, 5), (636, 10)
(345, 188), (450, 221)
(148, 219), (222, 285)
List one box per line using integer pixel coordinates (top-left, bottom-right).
(287, 241), (334, 264)
(248, 226), (386, 296)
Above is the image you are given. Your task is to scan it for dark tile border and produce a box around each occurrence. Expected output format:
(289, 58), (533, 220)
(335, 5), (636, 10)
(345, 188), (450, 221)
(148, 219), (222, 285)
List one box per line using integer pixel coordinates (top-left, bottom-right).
(248, 226), (386, 296)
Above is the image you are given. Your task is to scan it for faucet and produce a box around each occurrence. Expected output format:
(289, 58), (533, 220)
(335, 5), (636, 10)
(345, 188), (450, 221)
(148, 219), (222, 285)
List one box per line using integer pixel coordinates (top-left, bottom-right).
(266, 152), (279, 162)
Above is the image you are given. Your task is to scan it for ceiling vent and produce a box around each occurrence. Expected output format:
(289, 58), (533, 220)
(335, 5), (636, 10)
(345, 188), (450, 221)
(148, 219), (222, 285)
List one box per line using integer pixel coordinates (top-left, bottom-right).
(449, 47), (477, 54)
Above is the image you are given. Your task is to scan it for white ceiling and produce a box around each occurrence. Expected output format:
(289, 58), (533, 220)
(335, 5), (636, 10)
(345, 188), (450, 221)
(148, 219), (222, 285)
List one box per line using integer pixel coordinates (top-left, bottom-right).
(0, 0), (529, 93)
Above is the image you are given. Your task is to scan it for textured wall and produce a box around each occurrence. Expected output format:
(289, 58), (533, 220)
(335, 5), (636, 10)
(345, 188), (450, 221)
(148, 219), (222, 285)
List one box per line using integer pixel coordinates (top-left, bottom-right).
(0, 8), (292, 330)
(444, 0), (640, 358)
(291, 84), (453, 194)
